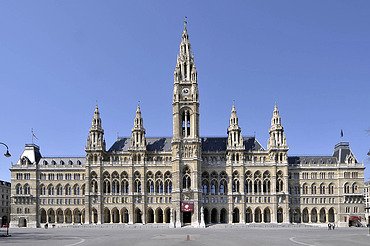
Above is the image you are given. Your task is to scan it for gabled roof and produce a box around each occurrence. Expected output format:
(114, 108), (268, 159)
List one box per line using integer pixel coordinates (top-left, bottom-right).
(333, 142), (357, 163)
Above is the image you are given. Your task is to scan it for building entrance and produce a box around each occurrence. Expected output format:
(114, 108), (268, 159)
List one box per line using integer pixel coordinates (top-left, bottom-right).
(183, 212), (191, 224)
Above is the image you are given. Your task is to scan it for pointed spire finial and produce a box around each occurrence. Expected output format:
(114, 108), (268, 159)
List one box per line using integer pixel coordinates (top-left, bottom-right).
(184, 16), (188, 30)
(231, 100), (237, 113)
(136, 100), (141, 112)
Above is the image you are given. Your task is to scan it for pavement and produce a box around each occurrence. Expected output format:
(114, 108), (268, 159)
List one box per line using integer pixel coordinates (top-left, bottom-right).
(0, 225), (369, 246)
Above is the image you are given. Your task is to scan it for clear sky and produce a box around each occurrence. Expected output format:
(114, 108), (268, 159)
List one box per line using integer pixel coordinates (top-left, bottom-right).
(0, 1), (369, 181)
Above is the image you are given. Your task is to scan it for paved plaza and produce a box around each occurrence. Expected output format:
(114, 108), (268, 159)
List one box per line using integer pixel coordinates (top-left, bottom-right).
(1, 225), (369, 246)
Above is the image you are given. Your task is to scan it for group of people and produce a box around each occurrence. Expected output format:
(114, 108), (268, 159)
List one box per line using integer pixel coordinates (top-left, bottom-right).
(328, 223), (336, 230)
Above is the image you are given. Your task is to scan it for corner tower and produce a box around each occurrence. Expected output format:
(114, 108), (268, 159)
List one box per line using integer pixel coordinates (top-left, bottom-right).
(85, 105), (106, 224)
(172, 19), (202, 227)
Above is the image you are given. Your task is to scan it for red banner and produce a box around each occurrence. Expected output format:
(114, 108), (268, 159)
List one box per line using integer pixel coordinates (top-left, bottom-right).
(181, 202), (194, 212)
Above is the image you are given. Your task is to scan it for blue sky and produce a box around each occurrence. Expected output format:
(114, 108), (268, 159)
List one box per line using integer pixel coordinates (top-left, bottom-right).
(0, 1), (369, 181)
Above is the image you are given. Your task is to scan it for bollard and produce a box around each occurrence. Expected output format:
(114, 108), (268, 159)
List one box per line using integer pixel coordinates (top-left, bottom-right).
(186, 235), (190, 241)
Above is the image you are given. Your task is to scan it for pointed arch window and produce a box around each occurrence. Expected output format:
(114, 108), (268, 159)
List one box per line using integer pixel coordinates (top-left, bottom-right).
(16, 183), (22, 195)
(245, 171), (253, 194)
(147, 179), (154, 193)
(344, 183), (350, 194)
(181, 109), (191, 138)
(121, 180), (129, 194)
(165, 180), (172, 194)
(182, 167), (191, 190)
(219, 179), (227, 195)
(276, 171), (284, 192)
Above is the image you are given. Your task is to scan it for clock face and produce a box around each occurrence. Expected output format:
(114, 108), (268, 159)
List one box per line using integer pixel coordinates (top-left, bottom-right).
(182, 88), (190, 95)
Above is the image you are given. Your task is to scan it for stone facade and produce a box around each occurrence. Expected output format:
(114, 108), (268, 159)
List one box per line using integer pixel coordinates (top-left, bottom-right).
(0, 180), (11, 226)
(10, 21), (366, 228)
(364, 181), (370, 224)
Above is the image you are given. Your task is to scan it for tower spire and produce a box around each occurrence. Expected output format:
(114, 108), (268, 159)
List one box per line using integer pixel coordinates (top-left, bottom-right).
(86, 105), (105, 151)
(268, 104), (288, 162)
(174, 18), (197, 84)
(227, 103), (244, 149)
(130, 104), (146, 149)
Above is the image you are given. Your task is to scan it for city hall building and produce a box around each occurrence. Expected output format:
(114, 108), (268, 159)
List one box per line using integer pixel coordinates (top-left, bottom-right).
(10, 22), (366, 228)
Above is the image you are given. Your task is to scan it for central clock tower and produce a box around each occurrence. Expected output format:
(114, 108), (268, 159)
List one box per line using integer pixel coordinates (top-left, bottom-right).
(172, 19), (202, 227)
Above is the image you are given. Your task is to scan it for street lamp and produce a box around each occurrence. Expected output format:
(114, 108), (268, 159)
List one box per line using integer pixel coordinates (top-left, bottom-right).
(0, 142), (11, 158)
(0, 142), (11, 237)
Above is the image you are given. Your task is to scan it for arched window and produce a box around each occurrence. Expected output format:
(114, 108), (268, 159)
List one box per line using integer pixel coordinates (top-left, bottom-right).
(121, 179), (129, 194)
(23, 184), (30, 195)
(40, 184), (46, 195)
(91, 180), (98, 193)
(165, 179), (172, 193)
(182, 167), (191, 189)
(210, 179), (217, 195)
(16, 184), (22, 195)
(103, 179), (110, 194)
(254, 171), (262, 193)
(328, 183), (334, 194)
(73, 185), (80, 195)
(319, 183), (325, 194)
(276, 171), (283, 192)
(56, 184), (63, 196)
(135, 179), (141, 193)
(302, 183), (308, 195)
(219, 179), (227, 195)
(311, 183), (317, 195)
(263, 171), (271, 193)
(155, 171), (164, 194)
(181, 109), (191, 137)
(351, 183), (358, 193)
(156, 180), (163, 193)
(65, 184), (71, 195)
(134, 171), (141, 193)
(344, 183), (350, 194)
(48, 184), (54, 196)
(232, 171), (240, 193)
(147, 180), (154, 193)
(112, 179), (119, 194)
(245, 171), (252, 194)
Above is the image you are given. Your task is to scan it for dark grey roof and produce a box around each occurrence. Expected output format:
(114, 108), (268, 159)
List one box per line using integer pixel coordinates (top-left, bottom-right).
(333, 142), (357, 163)
(288, 156), (337, 165)
(109, 136), (264, 152)
(109, 138), (172, 152)
(201, 137), (227, 152)
(201, 137), (264, 152)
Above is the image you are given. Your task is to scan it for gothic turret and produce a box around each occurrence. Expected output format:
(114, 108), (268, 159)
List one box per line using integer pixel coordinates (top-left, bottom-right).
(130, 104), (146, 150)
(267, 104), (288, 162)
(227, 104), (244, 150)
(86, 105), (106, 151)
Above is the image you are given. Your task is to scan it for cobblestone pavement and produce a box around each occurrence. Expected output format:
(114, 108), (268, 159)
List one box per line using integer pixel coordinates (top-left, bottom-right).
(1, 225), (369, 246)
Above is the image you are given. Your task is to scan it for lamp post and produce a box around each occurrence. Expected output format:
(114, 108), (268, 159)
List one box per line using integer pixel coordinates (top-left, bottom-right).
(0, 142), (11, 237)
(0, 142), (11, 158)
